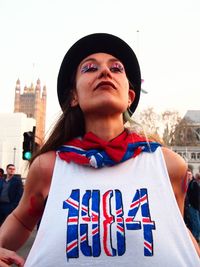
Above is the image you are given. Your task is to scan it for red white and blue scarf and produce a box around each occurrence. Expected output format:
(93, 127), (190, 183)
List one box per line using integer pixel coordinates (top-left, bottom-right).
(57, 130), (161, 168)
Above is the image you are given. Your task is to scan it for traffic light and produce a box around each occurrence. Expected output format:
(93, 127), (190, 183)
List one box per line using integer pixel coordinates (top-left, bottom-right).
(22, 131), (34, 160)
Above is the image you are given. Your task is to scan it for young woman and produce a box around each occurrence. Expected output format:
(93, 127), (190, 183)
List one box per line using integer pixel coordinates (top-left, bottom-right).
(0, 33), (199, 267)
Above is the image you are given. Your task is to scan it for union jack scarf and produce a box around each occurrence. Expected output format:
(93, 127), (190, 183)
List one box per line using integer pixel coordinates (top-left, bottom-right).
(57, 130), (161, 168)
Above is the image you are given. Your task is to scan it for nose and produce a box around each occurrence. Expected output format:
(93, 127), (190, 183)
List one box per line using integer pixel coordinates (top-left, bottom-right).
(98, 65), (112, 79)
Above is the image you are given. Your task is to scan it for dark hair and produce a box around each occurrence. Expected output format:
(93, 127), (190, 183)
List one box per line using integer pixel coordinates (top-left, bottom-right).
(0, 168), (4, 176)
(6, 164), (15, 169)
(30, 74), (85, 165)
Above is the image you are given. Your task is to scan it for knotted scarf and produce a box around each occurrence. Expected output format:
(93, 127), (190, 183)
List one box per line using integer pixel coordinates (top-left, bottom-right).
(57, 130), (161, 168)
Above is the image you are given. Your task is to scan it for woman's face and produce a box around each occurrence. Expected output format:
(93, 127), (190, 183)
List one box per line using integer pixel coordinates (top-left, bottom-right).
(71, 53), (135, 117)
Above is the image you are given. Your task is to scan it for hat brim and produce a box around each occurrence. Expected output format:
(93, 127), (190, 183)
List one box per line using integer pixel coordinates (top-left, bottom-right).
(57, 33), (141, 114)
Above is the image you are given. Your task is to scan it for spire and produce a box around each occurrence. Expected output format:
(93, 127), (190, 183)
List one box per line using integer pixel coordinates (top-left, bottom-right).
(36, 78), (41, 92)
(28, 82), (34, 93)
(42, 85), (47, 96)
(15, 78), (21, 92)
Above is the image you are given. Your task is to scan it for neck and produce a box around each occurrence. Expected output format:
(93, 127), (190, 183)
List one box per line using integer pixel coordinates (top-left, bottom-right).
(85, 115), (124, 141)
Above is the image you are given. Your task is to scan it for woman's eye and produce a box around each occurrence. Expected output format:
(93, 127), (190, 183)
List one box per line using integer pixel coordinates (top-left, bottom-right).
(110, 63), (124, 73)
(81, 63), (98, 73)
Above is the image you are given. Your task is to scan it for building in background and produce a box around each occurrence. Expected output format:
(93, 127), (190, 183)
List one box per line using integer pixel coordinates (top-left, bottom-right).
(172, 110), (200, 174)
(0, 113), (35, 178)
(14, 79), (47, 145)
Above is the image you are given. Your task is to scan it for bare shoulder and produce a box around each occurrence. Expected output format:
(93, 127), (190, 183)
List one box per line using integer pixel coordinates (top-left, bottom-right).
(30, 151), (56, 178)
(161, 146), (187, 182)
(26, 151), (56, 197)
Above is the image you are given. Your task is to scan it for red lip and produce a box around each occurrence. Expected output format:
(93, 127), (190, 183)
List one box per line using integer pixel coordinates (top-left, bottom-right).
(95, 81), (116, 90)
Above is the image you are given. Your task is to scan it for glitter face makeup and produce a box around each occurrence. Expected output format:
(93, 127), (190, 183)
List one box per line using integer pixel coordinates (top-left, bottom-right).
(80, 61), (125, 74)
(110, 62), (124, 73)
(81, 63), (98, 73)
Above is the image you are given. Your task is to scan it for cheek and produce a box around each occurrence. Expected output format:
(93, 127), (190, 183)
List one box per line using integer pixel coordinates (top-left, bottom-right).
(121, 80), (130, 99)
(76, 78), (92, 100)
(120, 75), (129, 89)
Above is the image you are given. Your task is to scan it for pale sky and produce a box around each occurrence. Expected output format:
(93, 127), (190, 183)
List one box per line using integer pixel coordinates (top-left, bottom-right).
(0, 0), (200, 132)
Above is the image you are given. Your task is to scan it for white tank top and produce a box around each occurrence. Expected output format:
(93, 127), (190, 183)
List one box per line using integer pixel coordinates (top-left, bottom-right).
(25, 147), (200, 266)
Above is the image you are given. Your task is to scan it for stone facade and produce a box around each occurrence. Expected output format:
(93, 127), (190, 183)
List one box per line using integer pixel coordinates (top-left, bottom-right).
(14, 79), (47, 144)
(172, 145), (200, 174)
(171, 110), (200, 174)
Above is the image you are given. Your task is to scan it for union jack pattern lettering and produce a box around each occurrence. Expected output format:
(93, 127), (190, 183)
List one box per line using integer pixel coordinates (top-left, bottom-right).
(63, 188), (156, 260)
(115, 190), (126, 256)
(103, 190), (116, 256)
(80, 190), (101, 257)
(126, 189), (141, 231)
(63, 189), (80, 258)
(140, 189), (156, 256)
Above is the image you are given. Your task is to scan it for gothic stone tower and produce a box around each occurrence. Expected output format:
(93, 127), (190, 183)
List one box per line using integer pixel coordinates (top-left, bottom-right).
(14, 78), (47, 144)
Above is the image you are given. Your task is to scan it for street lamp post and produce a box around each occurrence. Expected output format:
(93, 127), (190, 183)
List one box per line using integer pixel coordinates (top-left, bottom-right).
(13, 147), (16, 165)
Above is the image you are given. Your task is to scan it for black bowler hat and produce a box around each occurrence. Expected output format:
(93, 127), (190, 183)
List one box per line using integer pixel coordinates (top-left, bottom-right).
(57, 33), (141, 114)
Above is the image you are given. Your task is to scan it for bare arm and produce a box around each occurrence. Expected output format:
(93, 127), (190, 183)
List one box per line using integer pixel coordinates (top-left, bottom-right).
(162, 147), (200, 256)
(0, 151), (55, 254)
(162, 147), (187, 215)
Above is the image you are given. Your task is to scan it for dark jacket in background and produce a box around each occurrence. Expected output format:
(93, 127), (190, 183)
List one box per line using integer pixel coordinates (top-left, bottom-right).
(0, 176), (23, 224)
(187, 178), (200, 211)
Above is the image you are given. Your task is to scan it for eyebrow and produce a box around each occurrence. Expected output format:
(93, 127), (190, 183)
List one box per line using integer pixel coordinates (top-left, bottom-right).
(79, 57), (122, 68)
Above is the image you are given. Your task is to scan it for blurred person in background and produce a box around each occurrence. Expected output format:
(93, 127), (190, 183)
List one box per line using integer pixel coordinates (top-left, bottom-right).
(184, 168), (194, 226)
(0, 169), (4, 180)
(185, 171), (200, 243)
(0, 164), (23, 225)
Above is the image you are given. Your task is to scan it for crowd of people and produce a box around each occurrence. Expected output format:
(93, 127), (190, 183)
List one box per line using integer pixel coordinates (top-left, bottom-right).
(0, 33), (199, 266)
